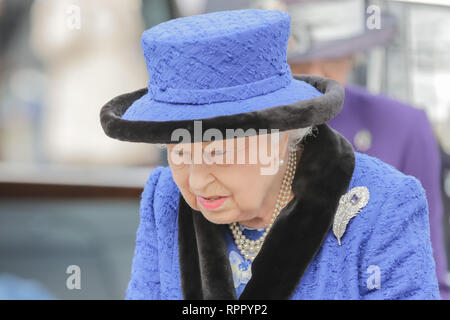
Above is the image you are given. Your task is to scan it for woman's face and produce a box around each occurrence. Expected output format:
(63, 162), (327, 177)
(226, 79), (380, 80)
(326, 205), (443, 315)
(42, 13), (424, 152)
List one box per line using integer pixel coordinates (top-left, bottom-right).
(167, 133), (290, 227)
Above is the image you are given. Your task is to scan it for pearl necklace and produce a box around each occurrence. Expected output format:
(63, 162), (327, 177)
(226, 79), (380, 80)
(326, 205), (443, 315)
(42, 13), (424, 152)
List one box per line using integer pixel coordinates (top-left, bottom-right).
(229, 149), (298, 262)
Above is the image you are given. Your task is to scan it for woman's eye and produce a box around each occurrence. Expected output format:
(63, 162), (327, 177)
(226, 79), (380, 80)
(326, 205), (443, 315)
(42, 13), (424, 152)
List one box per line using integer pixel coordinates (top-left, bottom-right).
(174, 149), (191, 156)
(169, 149), (192, 166)
(212, 149), (225, 156)
(208, 149), (231, 166)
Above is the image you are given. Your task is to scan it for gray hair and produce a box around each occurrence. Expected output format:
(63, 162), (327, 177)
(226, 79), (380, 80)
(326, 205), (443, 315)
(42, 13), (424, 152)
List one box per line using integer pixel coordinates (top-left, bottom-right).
(156, 126), (316, 152)
(283, 125), (315, 152)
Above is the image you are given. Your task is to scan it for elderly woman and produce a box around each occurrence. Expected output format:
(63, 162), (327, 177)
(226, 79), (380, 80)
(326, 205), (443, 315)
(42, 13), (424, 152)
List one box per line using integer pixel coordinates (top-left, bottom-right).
(100, 9), (440, 299)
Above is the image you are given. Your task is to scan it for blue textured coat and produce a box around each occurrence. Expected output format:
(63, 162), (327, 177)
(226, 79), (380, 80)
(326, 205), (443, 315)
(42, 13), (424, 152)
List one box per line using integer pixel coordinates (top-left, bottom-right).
(125, 124), (440, 300)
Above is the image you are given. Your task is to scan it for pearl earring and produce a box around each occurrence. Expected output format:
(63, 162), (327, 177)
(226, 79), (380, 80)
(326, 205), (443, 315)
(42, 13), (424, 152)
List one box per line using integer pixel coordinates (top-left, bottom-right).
(279, 159), (284, 165)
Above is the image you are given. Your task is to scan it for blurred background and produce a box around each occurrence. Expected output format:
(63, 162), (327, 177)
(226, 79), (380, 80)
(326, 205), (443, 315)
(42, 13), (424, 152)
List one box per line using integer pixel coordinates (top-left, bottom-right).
(0, 0), (449, 299)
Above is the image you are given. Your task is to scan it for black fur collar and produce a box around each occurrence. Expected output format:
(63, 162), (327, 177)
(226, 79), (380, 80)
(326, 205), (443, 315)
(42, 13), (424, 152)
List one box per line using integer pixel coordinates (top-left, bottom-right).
(177, 123), (355, 299)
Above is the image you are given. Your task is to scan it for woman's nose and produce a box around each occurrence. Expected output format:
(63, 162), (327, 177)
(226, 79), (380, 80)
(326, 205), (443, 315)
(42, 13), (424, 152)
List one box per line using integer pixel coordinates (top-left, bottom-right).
(188, 163), (215, 192)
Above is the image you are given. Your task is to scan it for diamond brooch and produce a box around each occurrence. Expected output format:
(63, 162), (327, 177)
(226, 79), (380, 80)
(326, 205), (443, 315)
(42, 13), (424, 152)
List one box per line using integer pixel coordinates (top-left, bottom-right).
(332, 186), (370, 246)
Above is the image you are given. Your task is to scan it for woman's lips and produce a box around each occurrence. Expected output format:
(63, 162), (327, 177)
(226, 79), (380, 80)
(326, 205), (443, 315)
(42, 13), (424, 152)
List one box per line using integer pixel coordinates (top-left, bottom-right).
(197, 195), (228, 210)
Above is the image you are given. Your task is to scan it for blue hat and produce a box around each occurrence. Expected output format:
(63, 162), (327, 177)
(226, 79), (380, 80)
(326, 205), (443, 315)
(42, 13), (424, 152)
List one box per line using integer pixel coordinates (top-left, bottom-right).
(100, 9), (344, 144)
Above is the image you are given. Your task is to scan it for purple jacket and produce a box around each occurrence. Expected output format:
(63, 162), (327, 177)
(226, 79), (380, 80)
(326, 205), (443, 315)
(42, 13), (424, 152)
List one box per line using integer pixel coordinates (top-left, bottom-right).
(328, 84), (449, 299)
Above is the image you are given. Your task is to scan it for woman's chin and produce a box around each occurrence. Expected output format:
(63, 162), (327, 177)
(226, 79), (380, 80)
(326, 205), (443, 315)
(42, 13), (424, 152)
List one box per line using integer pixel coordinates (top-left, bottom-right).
(199, 208), (237, 225)
(188, 198), (239, 225)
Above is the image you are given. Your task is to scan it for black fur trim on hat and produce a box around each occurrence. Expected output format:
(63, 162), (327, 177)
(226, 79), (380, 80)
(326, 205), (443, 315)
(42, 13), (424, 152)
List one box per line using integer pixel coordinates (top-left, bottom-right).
(99, 75), (345, 144)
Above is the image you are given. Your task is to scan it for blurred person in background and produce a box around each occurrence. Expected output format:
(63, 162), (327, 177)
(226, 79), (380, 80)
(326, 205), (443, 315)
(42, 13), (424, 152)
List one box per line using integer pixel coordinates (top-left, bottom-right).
(441, 144), (450, 273)
(29, 0), (161, 166)
(0, 0), (57, 299)
(254, 0), (450, 298)
(0, 0), (38, 162)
